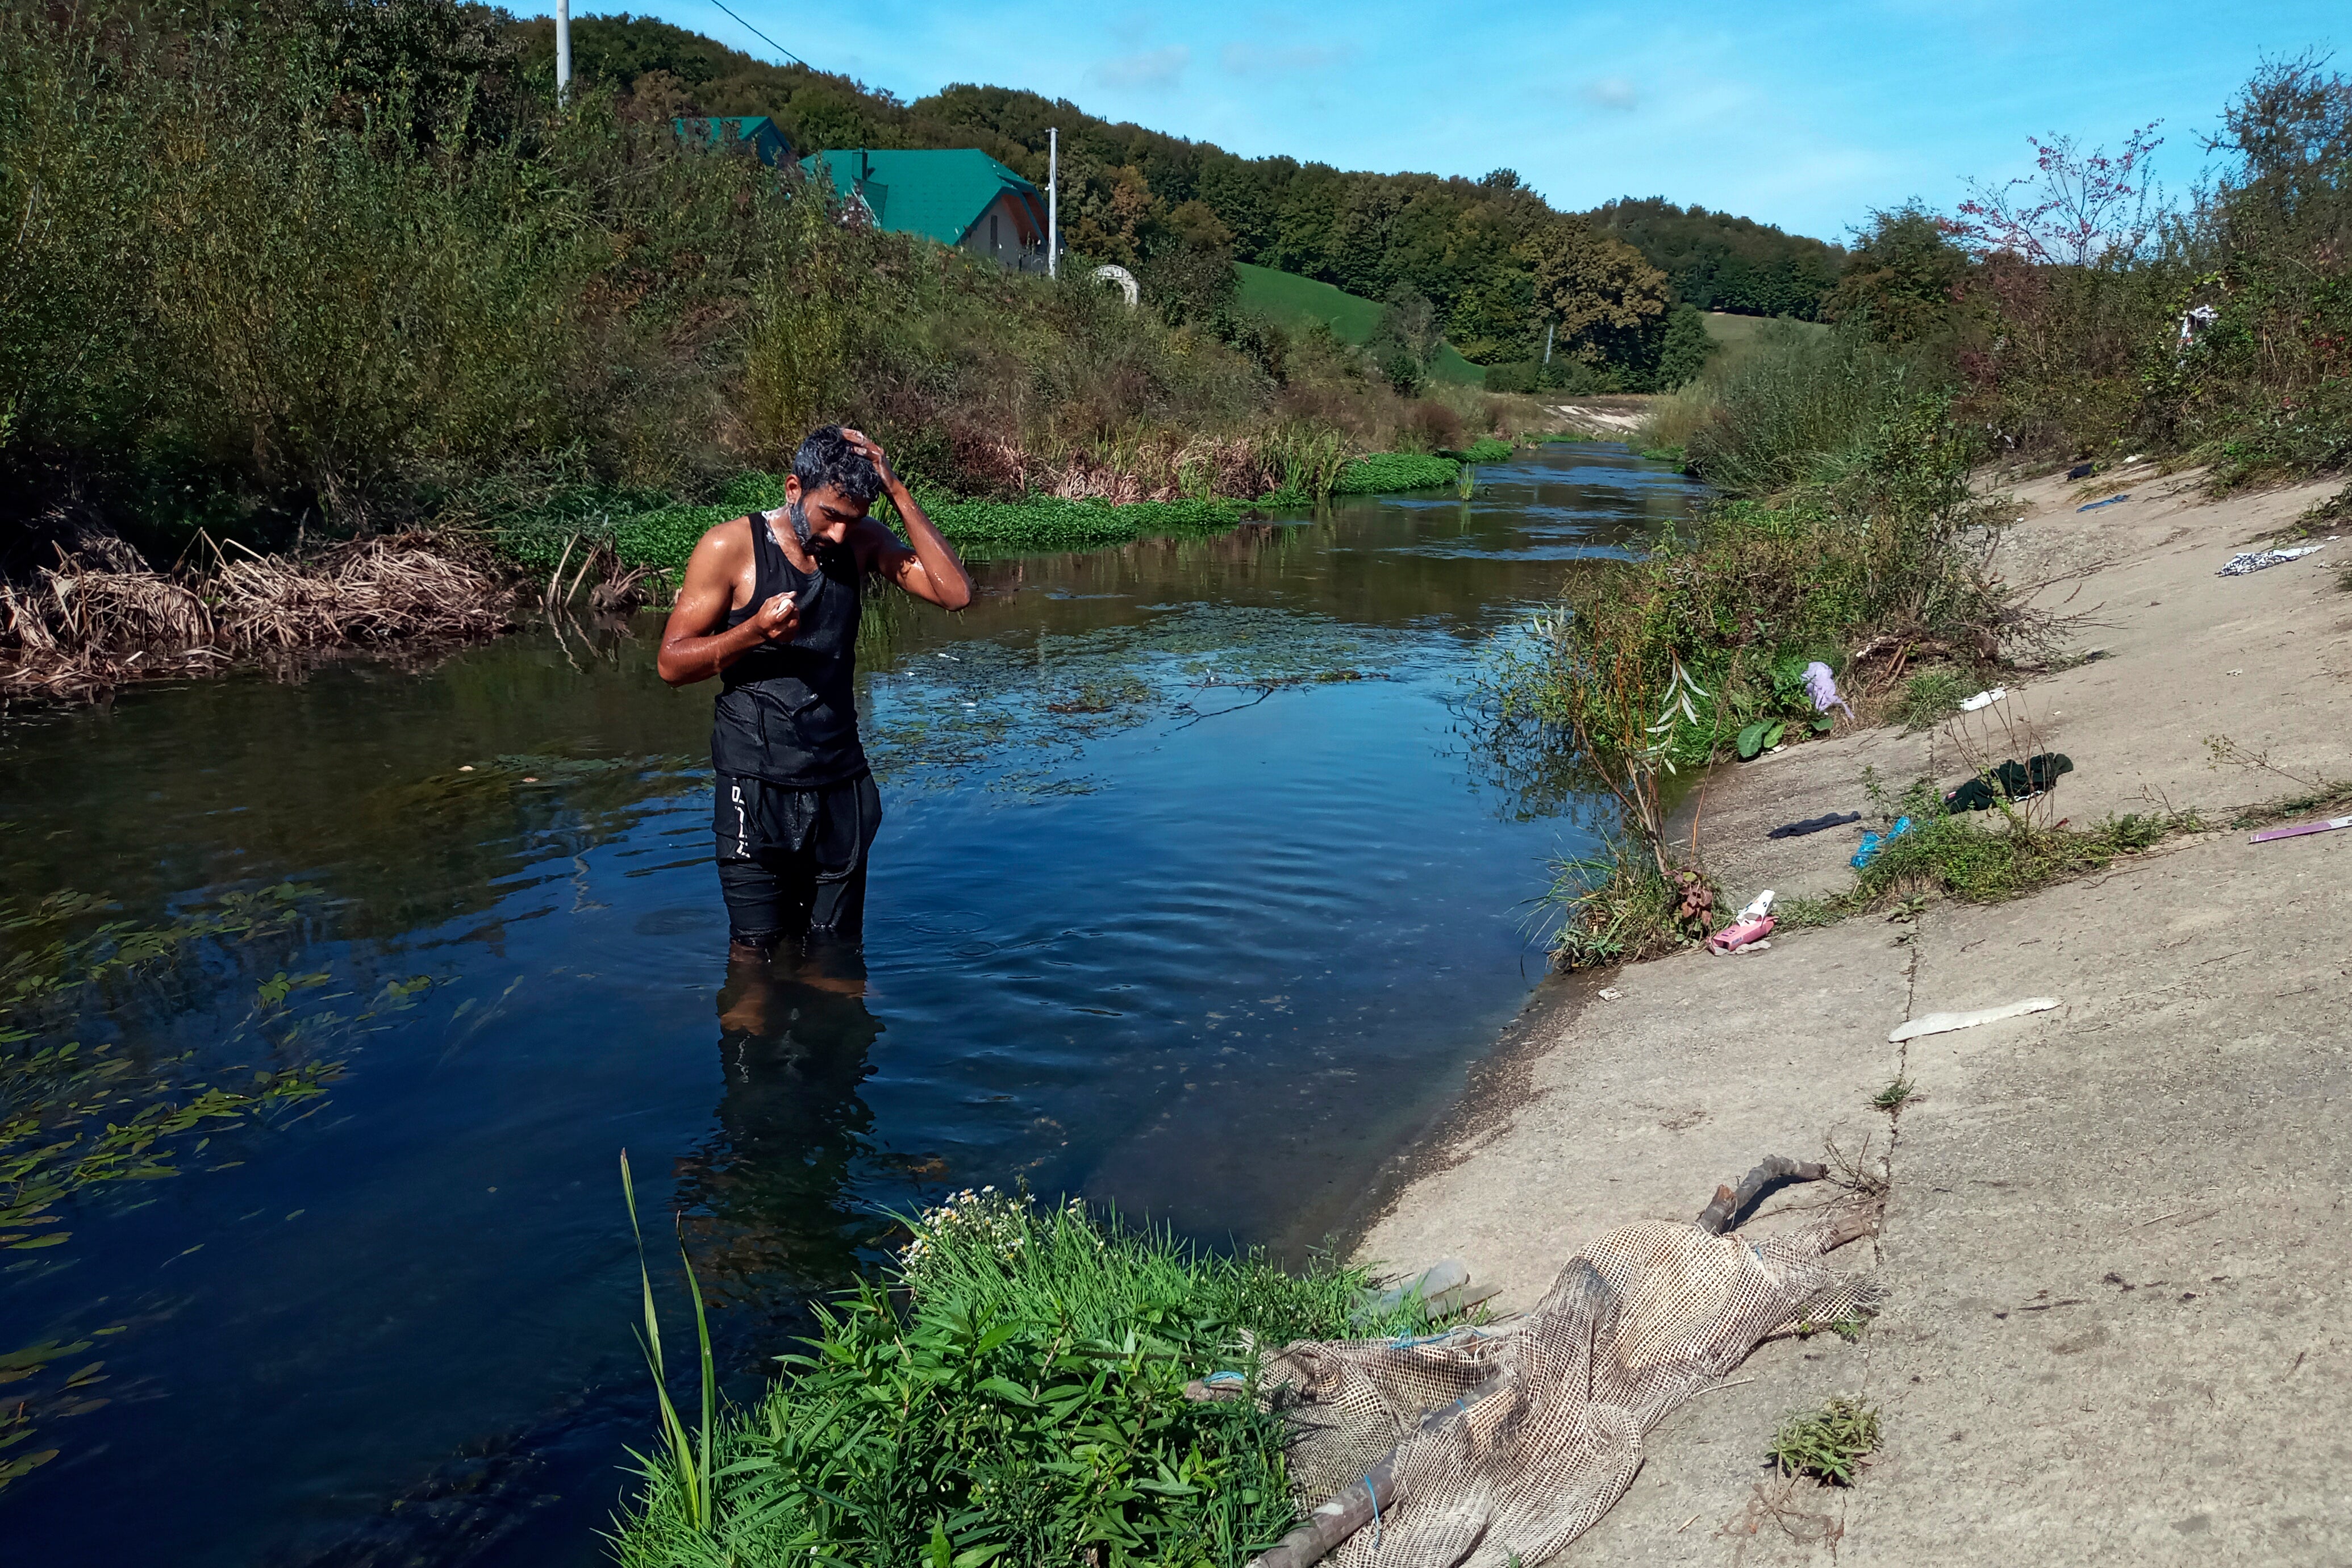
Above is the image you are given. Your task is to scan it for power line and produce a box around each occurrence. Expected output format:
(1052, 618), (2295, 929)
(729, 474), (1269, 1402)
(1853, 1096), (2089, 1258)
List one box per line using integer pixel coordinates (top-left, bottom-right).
(707, 0), (807, 68)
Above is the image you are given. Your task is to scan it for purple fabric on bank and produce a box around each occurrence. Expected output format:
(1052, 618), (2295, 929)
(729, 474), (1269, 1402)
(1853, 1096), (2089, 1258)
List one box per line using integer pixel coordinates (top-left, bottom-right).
(1803, 661), (1854, 722)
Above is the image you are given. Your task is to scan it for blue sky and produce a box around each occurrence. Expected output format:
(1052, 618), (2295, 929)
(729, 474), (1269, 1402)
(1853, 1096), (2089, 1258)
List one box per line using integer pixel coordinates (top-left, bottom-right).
(568, 0), (2345, 241)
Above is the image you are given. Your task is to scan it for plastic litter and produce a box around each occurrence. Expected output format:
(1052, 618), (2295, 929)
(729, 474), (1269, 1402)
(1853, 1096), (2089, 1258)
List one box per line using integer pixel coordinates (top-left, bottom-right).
(1704, 915), (1774, 956)
(1851, 816), (1912, 869)
(1350, 1258), (1500, 1325)
(1958, 686), (2007, 712)
(1766, 810), (1862, 840)
(1801, 661), (1854, 723)
(2250, 814), (2352, 845)
(2076, 494), (2130, 512)
(1598, 987), (1623, 1000)
(1706, 891), (1774, 955)
(2218, 544), (2324, 577)
(1888, 996), (2059, 1043)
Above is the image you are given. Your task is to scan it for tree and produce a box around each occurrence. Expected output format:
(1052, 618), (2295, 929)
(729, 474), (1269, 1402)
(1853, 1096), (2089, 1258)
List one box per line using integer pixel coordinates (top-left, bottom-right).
(1827, 206), (1971, 345)
(1948, 124), (2163, 266)
(1519, 220), (1670, 366)
(1653, 305), (1714, 390)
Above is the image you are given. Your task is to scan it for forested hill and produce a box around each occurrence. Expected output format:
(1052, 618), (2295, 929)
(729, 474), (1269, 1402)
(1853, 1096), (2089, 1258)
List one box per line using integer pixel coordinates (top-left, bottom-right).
(515, 15), (1840, 357)
(1584, 199), (1844, 319)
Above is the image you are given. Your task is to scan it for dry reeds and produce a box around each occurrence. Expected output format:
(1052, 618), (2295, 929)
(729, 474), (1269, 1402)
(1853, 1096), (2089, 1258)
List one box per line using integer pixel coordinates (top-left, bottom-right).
(1, 535), (516, 707)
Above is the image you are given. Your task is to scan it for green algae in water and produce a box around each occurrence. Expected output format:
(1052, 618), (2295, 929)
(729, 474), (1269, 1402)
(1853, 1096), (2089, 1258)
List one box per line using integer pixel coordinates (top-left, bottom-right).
(0, 884), (431, 1491)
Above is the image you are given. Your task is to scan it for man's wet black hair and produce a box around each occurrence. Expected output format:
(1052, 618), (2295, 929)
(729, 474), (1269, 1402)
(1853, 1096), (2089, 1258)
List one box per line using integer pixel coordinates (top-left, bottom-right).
(790, 425), (882, 507)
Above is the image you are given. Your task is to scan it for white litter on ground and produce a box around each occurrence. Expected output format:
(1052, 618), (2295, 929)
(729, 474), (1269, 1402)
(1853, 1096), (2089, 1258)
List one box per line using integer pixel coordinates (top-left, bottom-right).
(1889, 997), (2061, 1043)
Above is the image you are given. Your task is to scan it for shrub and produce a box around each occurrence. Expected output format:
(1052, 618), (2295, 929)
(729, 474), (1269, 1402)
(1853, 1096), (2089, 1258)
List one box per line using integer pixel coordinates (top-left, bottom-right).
(610, 1188), (1449, 1568)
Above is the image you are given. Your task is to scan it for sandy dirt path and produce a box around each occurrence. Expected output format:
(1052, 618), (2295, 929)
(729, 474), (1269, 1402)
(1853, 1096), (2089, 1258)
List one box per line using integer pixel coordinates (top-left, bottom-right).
(1352, 469), (2352, 1563)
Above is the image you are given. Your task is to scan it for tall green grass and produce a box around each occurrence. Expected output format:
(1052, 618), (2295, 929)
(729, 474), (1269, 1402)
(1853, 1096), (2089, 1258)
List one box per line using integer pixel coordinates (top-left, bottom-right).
(1673, 326), (1937, 497)
(610, 1186), (1448, 1568)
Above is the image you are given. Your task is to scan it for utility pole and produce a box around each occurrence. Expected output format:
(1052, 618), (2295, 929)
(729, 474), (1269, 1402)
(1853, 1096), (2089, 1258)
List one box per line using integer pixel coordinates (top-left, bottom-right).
(555, 0), (572, 103)
(1542, 321), (1554, 365)
(1047, 128), (1058, 279)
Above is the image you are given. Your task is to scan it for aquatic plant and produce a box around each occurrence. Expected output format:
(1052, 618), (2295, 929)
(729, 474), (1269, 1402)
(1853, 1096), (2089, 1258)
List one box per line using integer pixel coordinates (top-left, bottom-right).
(0, 882), (419, 1491)
(1328, 452), (1461, 495)
(611, 1185), (1453, 1568)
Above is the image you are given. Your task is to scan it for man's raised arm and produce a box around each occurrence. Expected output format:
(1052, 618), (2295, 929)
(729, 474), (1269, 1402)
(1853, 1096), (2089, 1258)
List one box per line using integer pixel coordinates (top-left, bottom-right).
(842, 429), (974, 611)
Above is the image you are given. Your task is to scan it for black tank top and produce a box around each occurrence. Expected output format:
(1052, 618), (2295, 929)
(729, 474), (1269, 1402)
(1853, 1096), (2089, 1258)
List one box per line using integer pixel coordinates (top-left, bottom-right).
(711, 511), (868, 787)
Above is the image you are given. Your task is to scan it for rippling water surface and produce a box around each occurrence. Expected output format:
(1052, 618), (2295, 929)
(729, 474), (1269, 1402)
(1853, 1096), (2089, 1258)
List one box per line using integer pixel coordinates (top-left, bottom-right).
(0, 444), (1702, 1565)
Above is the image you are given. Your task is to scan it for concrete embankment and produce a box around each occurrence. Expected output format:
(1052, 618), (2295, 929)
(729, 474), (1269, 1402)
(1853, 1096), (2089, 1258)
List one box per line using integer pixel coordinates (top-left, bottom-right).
(1357, 468), (2352, 1562)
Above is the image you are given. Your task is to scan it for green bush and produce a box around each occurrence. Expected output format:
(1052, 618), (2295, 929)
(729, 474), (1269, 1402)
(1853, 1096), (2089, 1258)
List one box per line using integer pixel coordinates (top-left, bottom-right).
(1454, 437), (1513, 464)
(611, 1189), (1446, 1568)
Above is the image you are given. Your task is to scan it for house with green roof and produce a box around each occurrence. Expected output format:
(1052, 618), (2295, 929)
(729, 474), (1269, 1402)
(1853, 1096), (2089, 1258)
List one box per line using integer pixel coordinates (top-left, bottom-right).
(800, 149), (1047, 272)
(672, 116), (791, 168)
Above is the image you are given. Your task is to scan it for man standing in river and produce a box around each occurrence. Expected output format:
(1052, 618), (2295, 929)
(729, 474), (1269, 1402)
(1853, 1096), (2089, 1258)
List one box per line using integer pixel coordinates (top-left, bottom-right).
(658, 426), (973, 954)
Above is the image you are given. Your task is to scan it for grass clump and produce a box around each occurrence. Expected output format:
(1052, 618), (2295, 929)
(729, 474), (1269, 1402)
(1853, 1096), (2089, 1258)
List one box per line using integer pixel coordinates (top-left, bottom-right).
(1540, 851), (1692, 970)
(1870, 1077), (1919, 1113)
(1766, 1398), (1880, 1486)
(1853, 794), (2186, 906)
(611, 1186), (1446, 1568)
(1894, 670), (1969, 730)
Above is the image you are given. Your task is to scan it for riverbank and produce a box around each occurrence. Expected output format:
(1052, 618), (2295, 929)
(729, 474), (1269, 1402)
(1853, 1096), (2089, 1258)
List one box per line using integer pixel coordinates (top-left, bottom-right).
(0, 447), (1510, 709)
(1355, 467), (2352, 1559)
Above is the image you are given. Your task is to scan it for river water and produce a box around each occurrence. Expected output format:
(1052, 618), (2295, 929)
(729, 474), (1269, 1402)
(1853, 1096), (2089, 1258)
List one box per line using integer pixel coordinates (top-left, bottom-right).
(0, 444), (1700, 1566)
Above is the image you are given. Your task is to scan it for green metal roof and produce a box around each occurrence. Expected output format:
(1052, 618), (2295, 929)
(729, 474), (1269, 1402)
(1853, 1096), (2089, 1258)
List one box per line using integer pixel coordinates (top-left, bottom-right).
(673, 116), (791, 167)
(799, 149), (1041, 247)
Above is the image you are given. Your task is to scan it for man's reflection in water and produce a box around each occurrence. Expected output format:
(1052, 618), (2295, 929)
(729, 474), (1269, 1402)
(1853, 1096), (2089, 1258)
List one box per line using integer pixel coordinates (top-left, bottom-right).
(674, 938), (883, 1311)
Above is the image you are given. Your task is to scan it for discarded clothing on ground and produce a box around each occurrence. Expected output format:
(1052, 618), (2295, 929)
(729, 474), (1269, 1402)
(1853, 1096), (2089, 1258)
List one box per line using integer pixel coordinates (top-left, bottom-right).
(1888, 996), (2059, 1042)
(1801, 661), (1854, 723)
(1241, 1161), (1879, 1568)
(1767, 810), (1862, 839)
(2218, 544), (2324, 577)
(1958, 685), (2007, 712)
(1851, 816), (1912, 869)
(2065, 462), (2095, 479)
(2076, 494), (2130, 512)
(1945, 753), (2072, 812)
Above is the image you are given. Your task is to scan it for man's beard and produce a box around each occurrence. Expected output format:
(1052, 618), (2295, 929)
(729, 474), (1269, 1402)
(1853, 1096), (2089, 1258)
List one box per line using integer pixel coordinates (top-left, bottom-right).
(786, 500), (812, 546)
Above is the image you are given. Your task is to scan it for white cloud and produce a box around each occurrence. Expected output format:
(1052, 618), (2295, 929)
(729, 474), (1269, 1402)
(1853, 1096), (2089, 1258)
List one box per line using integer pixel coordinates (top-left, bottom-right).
(1220, 41), (1353, 76)
(1581, 76), (1639, 111)
(1090, 45), (1191, 91)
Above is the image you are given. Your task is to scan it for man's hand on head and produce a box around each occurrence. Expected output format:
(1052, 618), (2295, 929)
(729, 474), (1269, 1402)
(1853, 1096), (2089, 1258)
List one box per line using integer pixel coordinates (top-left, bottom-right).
(839, 428), (896, 490)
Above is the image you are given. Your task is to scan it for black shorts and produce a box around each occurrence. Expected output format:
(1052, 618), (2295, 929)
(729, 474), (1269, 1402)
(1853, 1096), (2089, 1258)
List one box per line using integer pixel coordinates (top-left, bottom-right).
(713, 772), (882, 948)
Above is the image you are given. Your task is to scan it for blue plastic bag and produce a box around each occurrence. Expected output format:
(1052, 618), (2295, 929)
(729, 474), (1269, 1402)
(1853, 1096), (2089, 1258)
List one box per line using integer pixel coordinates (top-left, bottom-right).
(1851, 816), (1912, 870)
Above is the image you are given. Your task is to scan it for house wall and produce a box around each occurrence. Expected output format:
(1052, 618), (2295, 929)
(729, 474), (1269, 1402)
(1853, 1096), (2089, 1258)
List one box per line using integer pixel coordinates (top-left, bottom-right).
(959, 191), (1045, 273)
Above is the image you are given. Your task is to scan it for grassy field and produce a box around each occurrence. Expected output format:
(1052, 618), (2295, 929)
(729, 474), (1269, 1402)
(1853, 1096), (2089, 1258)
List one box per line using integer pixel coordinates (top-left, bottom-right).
(1701, 311), (1828, 352)
(1235, 262), (1486, 385)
